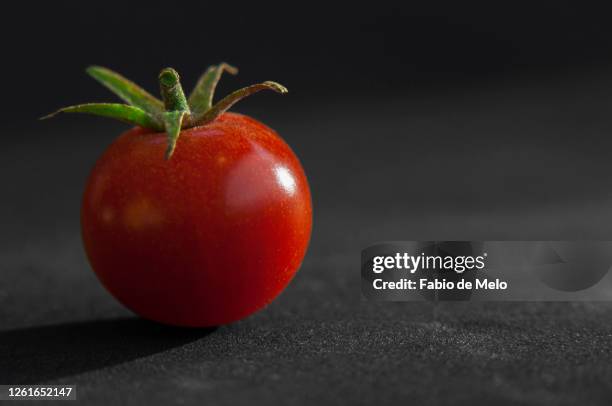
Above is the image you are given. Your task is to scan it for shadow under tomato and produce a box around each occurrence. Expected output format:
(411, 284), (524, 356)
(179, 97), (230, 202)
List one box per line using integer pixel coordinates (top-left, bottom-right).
(0, 317), (216, 384)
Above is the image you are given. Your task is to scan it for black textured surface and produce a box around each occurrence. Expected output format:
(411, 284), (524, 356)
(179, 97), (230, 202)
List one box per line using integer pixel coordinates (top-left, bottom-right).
(3, 74), (612, 404)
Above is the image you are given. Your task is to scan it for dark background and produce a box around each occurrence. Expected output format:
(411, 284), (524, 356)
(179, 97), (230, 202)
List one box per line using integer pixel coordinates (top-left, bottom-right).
(3, 1), (612, 404)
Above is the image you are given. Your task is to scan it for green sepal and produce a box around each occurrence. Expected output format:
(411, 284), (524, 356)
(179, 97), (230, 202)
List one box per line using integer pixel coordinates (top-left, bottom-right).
(188, 63), (238, 118)
(191, 81), (288, 127)
(87, 66), (164, 117)
(41, 103), (163, 130)
(161, 110), (186, 159)
(43, 64), (288, 161)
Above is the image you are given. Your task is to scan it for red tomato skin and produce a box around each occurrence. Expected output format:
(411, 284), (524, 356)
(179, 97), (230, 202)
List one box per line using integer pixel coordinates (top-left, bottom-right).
(81, 112), (312, 327)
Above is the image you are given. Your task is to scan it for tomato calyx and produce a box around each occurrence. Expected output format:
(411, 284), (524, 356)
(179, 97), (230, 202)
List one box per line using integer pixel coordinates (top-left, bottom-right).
(42, 63), (288, 159)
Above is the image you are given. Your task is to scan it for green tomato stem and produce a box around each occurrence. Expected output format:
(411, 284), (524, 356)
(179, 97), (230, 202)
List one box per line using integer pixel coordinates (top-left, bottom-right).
(159, 68), (190, 114)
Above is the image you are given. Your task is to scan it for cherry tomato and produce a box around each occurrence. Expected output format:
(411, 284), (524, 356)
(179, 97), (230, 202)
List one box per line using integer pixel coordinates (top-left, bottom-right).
(81, 112), (312, 326)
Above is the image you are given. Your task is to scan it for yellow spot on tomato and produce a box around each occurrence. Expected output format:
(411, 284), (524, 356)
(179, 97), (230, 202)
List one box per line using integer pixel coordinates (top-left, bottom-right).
(101, 207), (114, 224)
(123, 198), (164, 230)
